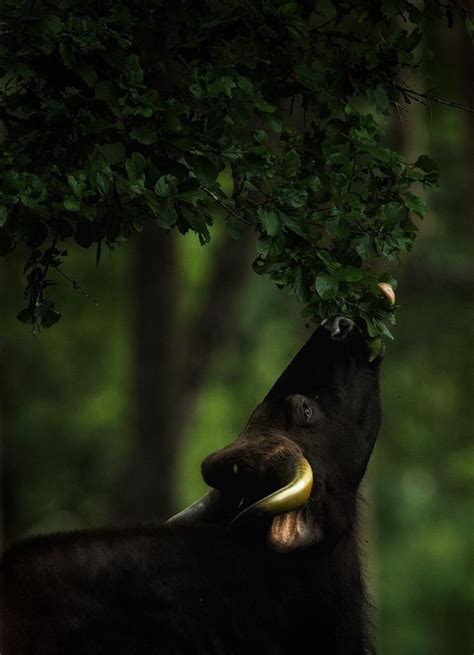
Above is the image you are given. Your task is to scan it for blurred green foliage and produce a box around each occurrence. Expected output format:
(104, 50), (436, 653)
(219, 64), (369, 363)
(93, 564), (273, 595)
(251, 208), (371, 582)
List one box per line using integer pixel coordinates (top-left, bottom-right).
(376, 295), (473, 654)
(1, 243), (133, 531)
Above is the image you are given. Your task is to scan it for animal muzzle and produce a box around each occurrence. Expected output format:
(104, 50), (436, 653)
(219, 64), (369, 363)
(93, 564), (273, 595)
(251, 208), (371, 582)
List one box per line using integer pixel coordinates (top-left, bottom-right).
(200, 436), (313, 520)
(232, 452), (318, 552)
(168, 440), (315, 551)
(227, 454), (313, 528)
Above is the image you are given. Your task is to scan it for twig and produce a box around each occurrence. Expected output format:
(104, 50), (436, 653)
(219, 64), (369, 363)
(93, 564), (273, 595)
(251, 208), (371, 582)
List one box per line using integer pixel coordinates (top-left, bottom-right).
(398, 85), (474, 114)
(201, 186), (250, 223)
(53, 266), (99, 306)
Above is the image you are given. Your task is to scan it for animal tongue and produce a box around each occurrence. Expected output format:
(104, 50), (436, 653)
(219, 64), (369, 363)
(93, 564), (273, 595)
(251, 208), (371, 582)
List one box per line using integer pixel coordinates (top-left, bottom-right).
(268, 507), (311, 552)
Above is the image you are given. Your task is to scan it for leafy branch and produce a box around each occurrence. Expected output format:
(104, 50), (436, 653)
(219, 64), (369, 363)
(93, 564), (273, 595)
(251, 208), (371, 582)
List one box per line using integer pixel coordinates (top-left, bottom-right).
(0, 0), (471, 338)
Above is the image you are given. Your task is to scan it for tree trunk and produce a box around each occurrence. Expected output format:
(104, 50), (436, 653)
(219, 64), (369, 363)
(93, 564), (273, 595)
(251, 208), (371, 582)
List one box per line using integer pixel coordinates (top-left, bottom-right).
(111, 222), (255, 524)
(0, 261), (21, 548)
(111, 224), (179, 523)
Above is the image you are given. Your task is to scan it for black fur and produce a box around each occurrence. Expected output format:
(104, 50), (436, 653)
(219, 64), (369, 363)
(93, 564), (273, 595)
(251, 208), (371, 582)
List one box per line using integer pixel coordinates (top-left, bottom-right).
(0, 321), (381, 654)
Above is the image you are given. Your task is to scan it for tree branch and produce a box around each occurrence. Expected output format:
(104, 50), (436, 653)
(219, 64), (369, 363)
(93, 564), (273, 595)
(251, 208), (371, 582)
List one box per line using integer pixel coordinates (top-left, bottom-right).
(397, 85), (474, 114)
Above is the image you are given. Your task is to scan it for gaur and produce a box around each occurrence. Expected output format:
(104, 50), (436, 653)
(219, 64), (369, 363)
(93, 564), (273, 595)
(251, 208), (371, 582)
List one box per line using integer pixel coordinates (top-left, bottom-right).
(1, 316), (382, 654)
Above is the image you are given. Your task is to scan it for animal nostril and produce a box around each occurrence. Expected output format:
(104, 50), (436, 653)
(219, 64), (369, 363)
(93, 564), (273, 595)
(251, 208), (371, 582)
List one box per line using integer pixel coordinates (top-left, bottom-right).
(322, 316), (355, 340)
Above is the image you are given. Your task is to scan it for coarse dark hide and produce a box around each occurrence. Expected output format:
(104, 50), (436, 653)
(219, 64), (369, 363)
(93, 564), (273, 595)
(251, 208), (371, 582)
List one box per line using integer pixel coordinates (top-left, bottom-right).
(0, 317), (382, 654)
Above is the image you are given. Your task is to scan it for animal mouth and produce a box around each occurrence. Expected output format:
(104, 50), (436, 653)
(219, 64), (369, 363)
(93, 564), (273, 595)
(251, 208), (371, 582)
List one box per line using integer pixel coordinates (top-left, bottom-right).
(227, 456), (314, 551)
(228, 455), (313, 527)
(167, 453), (316, 551)
(268, 505), (315, 552)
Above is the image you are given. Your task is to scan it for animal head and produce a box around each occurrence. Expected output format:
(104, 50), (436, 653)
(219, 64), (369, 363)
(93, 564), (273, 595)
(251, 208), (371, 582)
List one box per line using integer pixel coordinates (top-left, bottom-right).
(168, 317), (383, 552)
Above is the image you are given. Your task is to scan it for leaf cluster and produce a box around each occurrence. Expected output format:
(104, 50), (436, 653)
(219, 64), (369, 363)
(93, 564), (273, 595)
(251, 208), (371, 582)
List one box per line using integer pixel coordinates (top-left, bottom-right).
(0, 0), (467, 335)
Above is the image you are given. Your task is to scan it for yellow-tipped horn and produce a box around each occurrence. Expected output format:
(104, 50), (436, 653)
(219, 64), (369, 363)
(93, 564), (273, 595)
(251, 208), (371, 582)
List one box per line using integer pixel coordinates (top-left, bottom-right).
(378, 282), (396, 306)
(230, 455), (313, 527)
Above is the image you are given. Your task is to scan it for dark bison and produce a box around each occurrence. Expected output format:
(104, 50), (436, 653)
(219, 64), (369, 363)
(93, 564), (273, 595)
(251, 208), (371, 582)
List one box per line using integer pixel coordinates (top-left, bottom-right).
(0, 317), (383, 654)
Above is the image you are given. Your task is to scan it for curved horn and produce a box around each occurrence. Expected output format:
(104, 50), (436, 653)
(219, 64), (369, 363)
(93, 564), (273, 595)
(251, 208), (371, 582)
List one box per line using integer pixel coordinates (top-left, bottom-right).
(166, 489), (223, 526)
(229, 455), (313, 528)
(378, 282), (396, 305)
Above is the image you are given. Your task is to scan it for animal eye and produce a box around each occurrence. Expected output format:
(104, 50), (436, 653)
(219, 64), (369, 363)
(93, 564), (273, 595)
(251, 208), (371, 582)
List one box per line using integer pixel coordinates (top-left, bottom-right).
(303, 404), (313, 421)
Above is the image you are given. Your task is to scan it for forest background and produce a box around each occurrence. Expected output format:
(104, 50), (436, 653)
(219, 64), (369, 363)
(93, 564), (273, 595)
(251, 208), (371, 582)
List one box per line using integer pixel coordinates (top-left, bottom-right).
(0, 8), (473, 655)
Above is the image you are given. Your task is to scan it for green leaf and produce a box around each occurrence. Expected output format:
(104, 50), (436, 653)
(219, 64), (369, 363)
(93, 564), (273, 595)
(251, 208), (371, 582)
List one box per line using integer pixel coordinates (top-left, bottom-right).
(154, 174), (178, 198)
(221, 145), (243, 160)
(59, 41), (74, 66)
(77, 66), (98, 88)
(354, 235), (373, 261)
(283, 150), (301, 178)
(325, 212), (340, 235)
(338, 267), (365, 282)
(414, 155), (437, 172)
(381, 0), (402, 17)
(295, 64), (323, 89)
(126, 153), (147, 181)
(255, 99), (276, 113)
(256, 234), (284, 259)
(369, 84), (389, 113)
(63, 196), (81, 211)
(191, 155), (222, 186)
(382, 202), (406, 227)
(315, 274), (339, 299)
(46, 15), (63, 37)
(253, 130), (268, 144)
(189, 83), (204, 100)
(280, 188), (307, 208)
(405, 193), (428, 217)
(124, 54), (143, 84)
(179, 189), (203, 207)
(259, 208), (282, 236)
(369, 338), (384, 361)
(155, 205), (177, 229)
(67, 175), (84, 198)
(39, 302), (62, 328)
(316, 250), (336, 270)
(265, 114), (282, 133)
(237, 76), (253, 95)
(79, 113), (103, 136)
(17, 307), (34, 324)
(96, 172), (112, 195)
(289, 266), (311, 302)
(380, 322), (394, 340)
(130, 124), (157, 145)
(96, 142), (126, 164)
(279, 2), (299, 15)
(95, 81), (115, 104)
(208, 76), (236, 98)
(281, 213), (307, 238)
(75, 221), (97, 248)
(368, 146), (392, 163)
(287, 22), (308, 44)
(226, 215), (245, 239)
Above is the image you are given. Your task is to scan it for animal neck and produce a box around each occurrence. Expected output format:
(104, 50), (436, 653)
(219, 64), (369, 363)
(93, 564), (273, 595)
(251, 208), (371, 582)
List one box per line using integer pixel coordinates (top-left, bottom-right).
(296, 528), (371, 653)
